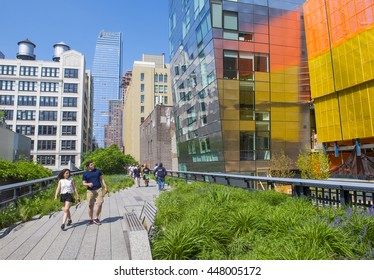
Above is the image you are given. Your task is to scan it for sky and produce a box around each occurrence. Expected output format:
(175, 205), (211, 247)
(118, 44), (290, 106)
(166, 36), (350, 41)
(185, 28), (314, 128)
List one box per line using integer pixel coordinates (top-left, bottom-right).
(0, 0), (170, 72)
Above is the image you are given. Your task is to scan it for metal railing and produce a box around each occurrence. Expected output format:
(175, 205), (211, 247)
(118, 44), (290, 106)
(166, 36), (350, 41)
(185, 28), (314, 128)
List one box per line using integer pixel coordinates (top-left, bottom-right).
(168, 170), (374, 208)
(0, 170), (84, 210)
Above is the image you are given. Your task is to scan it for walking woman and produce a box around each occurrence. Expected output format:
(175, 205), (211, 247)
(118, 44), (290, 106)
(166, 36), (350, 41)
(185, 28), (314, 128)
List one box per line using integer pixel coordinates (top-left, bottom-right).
(54, 169), (80, 230)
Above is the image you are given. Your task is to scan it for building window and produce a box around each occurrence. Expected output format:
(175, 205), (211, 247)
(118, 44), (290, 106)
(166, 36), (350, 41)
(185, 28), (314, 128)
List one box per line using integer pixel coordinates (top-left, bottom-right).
(18, 96), (37, 106)
(141, 84), (144, 92)
(62, 111), (77, 121)
(0, 65), (16, 75)
(0, 95), (14, 105)
(16, 125), (35, 135)
(19, 81), (37, 91)
(61, 140), (76, 150)
(64, 68), (78, 78)
(20, 66), (38, 76)
(154, 85), (159, 93)
(239, 32), (253, 42)
(140, 73), (144, 81)
(37, 140), (56, 150)
(140, 106), (144, 113)
(39, 111), (57, 121)
(141, 117), (144, 123)
(223, 11), (238, 30)
(41, 67), (59, 77)
(223, 50), (238, 79)
(40, 96), (58, 106)
(140, 95), (144, 103)
(37, 155), (55, 165)
(38, 125), (57, 135)
(154, 73), (159, 82)
(164, 74), (168, 83)
(63, 97), (77, 107)
(63, 83), (78, 93)
(17, 110), (36, 120)
(240, 81), (255, 120)
(240, 131), (255, 160)
(41, 82), (59, 92)
(159, 74), (164, 82)
(3, 110), (13, 120)
(0, 80), (15, 91)
(61, 155), (75, 165)
(212, 2), (222, 28)
(62, 126), (76, 135)
(163, 96), (168, 104)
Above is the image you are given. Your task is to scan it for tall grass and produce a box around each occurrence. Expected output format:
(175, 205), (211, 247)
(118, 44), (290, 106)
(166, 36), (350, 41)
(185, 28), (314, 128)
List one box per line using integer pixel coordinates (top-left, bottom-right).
(152, 179), (374, 260)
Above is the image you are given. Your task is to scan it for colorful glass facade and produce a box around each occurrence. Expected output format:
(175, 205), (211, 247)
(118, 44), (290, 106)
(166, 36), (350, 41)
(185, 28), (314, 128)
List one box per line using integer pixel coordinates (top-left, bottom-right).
(304, 0), (374, 176)
(169, 0), (310, 173)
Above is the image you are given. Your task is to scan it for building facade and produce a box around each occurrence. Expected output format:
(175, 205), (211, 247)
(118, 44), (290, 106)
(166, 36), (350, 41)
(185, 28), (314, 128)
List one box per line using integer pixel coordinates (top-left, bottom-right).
(124, 54), (172, 161)
(140, 104), (178, 171)
(104, 99), (123, 148)
(304, 0), (374, 178)
(0, 40), (92, 171)
(169, 0), (310, 173)
(92, 31), (122, 148)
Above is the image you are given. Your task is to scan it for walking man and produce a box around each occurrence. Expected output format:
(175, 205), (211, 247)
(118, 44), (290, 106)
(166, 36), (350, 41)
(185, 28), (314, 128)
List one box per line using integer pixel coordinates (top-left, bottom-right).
(82, 161), (109, 225)
(154, 163), (167, 191)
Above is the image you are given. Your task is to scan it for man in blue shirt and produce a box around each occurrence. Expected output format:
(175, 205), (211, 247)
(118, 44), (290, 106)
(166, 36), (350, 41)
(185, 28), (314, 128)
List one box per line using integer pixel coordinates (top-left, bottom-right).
(82, 161), (108, 225)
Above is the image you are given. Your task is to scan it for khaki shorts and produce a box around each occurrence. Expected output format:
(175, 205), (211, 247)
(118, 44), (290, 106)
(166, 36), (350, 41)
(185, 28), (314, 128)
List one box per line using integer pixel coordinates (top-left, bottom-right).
(86, 188), (104, 206)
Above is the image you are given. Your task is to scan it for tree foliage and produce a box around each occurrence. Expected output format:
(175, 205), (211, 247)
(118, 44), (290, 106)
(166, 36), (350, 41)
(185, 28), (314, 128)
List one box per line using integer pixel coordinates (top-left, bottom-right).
(269, 150), (294, 178)
(296, 146), (330, 179)
(81, 145), (138, 174)
(0, 158), (53, 183)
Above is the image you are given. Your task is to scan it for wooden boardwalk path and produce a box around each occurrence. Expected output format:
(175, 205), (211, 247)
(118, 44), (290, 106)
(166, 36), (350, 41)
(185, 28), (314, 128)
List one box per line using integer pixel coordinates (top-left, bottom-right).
(0, 179), (163, 260)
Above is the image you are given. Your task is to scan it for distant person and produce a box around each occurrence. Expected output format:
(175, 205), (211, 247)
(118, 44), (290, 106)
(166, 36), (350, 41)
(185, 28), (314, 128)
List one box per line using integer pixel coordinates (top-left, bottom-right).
(82, 161), (108, 225)
(154, 163), (167, 191)
(153, 163), (158, 176)
(142, 164), (151, 187)
(54, 169), (80, 230)
(133, 165), (141, 187)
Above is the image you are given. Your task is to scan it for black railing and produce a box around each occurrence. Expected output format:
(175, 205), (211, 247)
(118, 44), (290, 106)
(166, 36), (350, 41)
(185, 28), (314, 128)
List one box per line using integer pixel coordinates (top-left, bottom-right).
(0, 170), (84, 210)
(168, 170), (374, 208)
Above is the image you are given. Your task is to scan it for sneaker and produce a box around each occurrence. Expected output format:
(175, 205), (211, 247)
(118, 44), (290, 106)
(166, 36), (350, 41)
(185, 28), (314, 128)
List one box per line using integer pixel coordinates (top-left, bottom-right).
(87, 220), (94, 226)
(61, 224), (65, 230)
(67, 219), (72, 226)
(93, 218), (101, 225)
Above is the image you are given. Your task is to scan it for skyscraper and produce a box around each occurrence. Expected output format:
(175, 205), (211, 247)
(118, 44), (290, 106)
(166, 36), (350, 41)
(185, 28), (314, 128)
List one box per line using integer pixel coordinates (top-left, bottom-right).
(169, 0), (310, 174)
(92, 31), (122, 148)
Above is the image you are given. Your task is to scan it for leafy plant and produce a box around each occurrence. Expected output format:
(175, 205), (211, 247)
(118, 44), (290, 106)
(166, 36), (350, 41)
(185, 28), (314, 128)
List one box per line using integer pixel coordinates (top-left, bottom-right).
(296, 145), (330, 179)
(269, 150), (295, 178)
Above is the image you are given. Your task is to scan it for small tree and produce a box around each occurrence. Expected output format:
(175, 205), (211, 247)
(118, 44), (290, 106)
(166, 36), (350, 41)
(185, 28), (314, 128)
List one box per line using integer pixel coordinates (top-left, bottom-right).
(81, 145), (138, 174)
(269, 150), (294, 178)
(296, 145), (330, 180)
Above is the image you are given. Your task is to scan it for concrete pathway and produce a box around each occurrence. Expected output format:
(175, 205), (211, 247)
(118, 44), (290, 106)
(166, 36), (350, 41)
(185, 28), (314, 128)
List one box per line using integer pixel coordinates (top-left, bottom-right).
(0, 178), (166, 260)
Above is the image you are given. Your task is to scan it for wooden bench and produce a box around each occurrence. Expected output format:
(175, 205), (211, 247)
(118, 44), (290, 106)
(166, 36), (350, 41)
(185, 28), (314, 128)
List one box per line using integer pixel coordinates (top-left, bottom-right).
(139, 201), (158, 235)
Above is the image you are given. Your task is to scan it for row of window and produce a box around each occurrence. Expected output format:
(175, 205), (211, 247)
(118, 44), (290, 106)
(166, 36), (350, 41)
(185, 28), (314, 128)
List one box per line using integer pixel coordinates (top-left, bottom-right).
(37, 155), (76, 165)
(1, 96), (78, 107)
(35, 140), (77, 150)
(0, 66), (79, 78)
(0, 81), (79, 93)
(15, 125), (77, 135)
(138, 94), (169, 105)
(140, 73), (168, 83)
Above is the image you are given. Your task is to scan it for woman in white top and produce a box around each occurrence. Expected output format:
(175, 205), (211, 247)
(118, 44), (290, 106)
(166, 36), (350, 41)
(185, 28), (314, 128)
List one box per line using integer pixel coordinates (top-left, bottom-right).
(54, 169), (80, 230)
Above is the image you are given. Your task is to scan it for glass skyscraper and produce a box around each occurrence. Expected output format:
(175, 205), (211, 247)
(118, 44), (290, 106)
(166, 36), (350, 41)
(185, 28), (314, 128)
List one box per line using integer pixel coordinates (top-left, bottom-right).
(92, 31), (122, 147)
(169, 0), (310, 174)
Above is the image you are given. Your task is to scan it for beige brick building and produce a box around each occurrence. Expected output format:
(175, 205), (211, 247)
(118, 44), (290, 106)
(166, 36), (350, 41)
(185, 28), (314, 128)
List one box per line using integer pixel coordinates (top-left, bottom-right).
(124, 54), (172, 161)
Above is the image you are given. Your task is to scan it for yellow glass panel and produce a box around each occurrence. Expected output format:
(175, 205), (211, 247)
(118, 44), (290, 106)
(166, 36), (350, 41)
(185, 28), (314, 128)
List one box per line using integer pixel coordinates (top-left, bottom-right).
(222, 120), (239, 131)
(255, 72), (269, 82)
(223, 108), (239, 120)
(239, 121), (255, 131)
(256, 82), (269, 91)
(256, 91), (270, 102)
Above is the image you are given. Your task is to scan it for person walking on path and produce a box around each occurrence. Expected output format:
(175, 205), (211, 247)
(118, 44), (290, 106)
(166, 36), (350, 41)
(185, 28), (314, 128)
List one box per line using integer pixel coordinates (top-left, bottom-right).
(82, 161), (108, 225)
(154, 163), (167, 191)
(133, 165), (141, 187)
(54, 169), (80, 230)
(141, 164), (151, 187)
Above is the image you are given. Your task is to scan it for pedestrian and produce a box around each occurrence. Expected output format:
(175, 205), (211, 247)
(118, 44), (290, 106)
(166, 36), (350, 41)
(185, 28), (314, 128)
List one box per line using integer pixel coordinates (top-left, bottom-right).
(153, 163), (158, 176)
(154, 163), (167, 191)
(133, 165), (141, 187)
(54, 169), (80, 230)
(142, 164), (151, 187)
(82, 161), (109, 225)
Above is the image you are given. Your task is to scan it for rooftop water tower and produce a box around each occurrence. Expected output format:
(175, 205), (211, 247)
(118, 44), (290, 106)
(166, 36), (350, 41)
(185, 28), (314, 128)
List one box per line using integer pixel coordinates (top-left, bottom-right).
(53, 42), (70, 62)
(17, 39), (36, 60)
